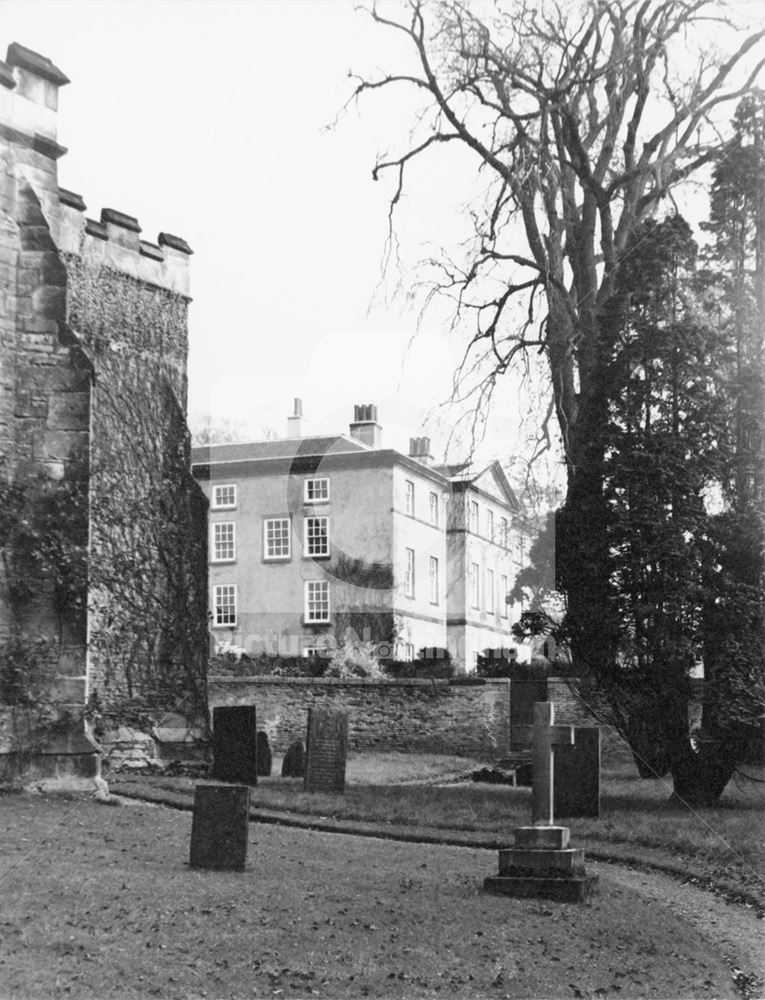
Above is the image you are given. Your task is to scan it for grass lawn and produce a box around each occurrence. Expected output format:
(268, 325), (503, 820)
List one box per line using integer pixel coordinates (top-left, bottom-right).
(113, 752), (765, 904)
(0, 792), (748, 999)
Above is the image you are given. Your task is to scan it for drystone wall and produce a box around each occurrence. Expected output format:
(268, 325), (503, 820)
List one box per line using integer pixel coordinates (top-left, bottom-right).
(207, 676), (599, 758)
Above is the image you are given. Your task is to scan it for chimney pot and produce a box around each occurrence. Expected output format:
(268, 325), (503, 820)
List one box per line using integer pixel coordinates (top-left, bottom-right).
(287, 397), (305, 438)
(350, 402), (382, 449)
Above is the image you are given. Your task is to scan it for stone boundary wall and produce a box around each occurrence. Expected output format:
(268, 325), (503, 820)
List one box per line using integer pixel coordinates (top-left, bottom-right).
(207, 676), (600, 758)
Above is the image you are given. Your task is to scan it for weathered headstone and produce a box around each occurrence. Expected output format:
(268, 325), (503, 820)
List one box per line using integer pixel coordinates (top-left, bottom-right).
(554, 726), (601, 818)
(212, 706), (257, 785)
(281, 739), (305, 778)
(510, 679), (548, 747)
(256, 731), (272, 777)
(304, 708), (348, 794)
(484, 702), (598, 902)
(189, 784), (250, 871)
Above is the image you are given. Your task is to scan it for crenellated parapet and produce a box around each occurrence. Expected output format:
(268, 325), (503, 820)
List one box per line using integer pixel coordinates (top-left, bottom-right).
(0, 41), (192, 297)
(57, 197), (192, 298)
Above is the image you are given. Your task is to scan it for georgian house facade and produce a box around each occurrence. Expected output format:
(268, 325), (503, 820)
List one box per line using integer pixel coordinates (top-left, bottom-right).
(192, 402), (531, 671)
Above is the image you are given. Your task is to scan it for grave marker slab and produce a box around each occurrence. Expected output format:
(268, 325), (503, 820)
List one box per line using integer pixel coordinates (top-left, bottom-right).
(304, 708), (348, 793)
(282, 739), (305, 778)
(212, 706), (257, 785)
(256, 731), (272, 777)
(510, 679), (548, 729)
(554, 726), (601, 818)
(189, 784), (250, 871)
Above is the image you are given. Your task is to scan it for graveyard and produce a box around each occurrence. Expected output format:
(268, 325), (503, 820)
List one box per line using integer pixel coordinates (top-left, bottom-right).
(3, 697), (764, 997)
(1, 746), (763, 1000)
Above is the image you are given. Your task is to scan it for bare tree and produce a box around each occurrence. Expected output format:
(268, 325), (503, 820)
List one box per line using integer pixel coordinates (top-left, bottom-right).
(354, 0), (764, 798)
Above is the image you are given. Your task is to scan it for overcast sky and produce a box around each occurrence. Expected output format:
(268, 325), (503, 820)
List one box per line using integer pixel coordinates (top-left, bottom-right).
(2, 0), (518, 461)
(2, 0), (761, 476)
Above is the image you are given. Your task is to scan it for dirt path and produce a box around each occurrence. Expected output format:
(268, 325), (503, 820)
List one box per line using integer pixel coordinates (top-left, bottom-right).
(591, 860), (765, 999)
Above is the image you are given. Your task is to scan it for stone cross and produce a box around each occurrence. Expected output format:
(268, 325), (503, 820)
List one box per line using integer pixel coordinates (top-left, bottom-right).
(516, 701), (575, 826)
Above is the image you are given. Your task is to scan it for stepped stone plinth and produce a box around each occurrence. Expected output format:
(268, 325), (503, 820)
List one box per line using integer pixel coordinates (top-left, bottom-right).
(484, 704), (599, 903)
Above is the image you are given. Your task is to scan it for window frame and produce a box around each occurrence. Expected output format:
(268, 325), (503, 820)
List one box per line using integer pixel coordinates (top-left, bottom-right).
(212, 584), (237, 627)
(304, 580), (330, 623)
(212, 521), (236, 563)
(429, 555), (439, 605)
(429, 491), (439, 527)
(486, 510), (494, 542)
(405, 547), (415, 598)
(500, 517), (509, 549)
(405, 479), (415, 517)
(469, 500), (479, 534)
(263, 516), (291, 561)
(212, 484), (237, 510)
(500, 574), (509, 619)
(486, 568), (495, 614)
(303, 515), (330, 558)
(304, 477), (330, 504)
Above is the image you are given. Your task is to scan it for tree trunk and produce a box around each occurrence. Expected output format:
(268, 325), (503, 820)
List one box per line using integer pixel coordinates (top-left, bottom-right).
(670, 740), (737, 806)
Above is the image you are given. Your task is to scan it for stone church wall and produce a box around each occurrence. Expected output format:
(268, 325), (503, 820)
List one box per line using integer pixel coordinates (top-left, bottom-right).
(0, 42), (206, 779)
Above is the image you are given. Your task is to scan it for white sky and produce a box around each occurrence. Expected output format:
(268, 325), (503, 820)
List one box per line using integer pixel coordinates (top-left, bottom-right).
(2, 0), (762, 477)
(2, 0), (518, 462)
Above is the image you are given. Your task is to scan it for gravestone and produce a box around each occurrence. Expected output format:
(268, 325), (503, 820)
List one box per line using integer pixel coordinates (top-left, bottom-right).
(554, 726), (601, 818)
(484, 702), (598, 902)
(510, 679), (548, 737)
(256, 731), (272, 777)
(189, 784), (250, 871)
(281, 739), (305, 778)
(212, 706), (257, 785)
(304, 708), (348, 794)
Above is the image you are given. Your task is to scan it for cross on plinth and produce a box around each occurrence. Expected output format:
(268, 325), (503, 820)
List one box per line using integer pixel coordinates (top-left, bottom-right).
(515, 701), (575, 826)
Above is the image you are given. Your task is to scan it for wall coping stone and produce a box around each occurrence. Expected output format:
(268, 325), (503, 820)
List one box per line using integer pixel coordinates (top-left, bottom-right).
(85, 218), (108, 240)
(6, 43), (70, 86)
(208, 675), (511, 688)
(101, 207), (141, 232)
(58, 187), (86, 211)
(0, 60), (15, 89)
(139, 240), (164, 261)
(158, 232), (193, 255)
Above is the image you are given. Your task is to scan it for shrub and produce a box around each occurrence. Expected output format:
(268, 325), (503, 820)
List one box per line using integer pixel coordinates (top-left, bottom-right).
(382, 648), (454, 679)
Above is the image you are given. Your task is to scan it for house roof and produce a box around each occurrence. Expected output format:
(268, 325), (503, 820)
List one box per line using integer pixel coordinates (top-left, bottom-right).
(191, 434), (368, 466)
(434, 460), (521, 513)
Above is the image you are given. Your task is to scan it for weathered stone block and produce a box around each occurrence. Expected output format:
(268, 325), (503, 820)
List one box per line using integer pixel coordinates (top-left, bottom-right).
(484, 874), (598, 903)
(49, 675), (86, 703)
(304, 708), (348, 794)
(498, 847), (585, 876)
(514, 825), (570, 849)
(189, 784), (250, 871)
(212, 706), (257, 785)
(554, 726), (601, 818)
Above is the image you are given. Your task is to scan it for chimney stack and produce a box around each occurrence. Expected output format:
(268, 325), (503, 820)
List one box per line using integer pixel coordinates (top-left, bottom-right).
(349, 403), (382, 449)
(287, 397), (304, 438)
(409, 436), (433, 466)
